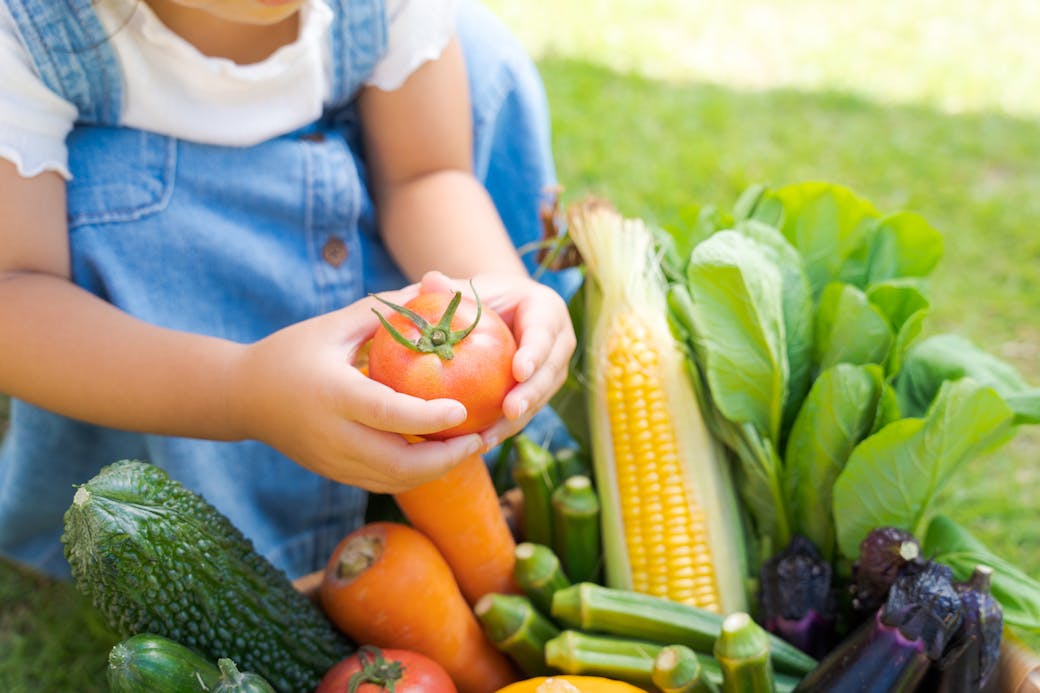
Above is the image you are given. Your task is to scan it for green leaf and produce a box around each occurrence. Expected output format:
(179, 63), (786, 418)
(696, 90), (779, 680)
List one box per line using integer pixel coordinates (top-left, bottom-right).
(844, 210), (945, 287)
(925, 514), (1040, 632)
(734, 219), (815, 442)
(686, 230), (789, 443)
(814, 282), (894, 371)
(756, 182), (880, 297)
(833, 378), (1015, 558)
(865, 281), (930, 376)
(783, 363), (885, 560)
(896, 333), (1040, 424)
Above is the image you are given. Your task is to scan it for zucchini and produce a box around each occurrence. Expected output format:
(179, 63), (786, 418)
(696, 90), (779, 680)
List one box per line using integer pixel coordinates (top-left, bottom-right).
(107, 632), (220, 692)
(550, 583), (817, 676)
(63, 460), (353, 692)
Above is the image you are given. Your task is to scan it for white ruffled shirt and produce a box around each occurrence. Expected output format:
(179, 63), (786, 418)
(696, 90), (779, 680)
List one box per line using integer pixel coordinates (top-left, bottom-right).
(0, 0), (458, 179)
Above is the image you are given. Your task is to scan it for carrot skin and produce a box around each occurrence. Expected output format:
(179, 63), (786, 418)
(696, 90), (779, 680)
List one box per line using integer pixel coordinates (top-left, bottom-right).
(394, 453), (522, 605)
(320, 522), (519, 693)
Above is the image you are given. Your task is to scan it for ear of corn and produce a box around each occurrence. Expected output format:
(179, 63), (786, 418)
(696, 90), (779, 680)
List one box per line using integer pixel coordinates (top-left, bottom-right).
(567, 204), (747, 614)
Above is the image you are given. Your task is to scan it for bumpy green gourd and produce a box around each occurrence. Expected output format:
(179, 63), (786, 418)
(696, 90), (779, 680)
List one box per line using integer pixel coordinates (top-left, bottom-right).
(62, 459), (353, 692)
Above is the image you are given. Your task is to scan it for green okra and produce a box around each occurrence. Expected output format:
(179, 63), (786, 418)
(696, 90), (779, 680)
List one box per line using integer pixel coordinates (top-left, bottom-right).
(713, 612), (775, 693)
(653, 644), (720, 693)
(474, 593), (560, 677)
(551, 475), (601, 584)
(513, 434), (561, 546)
(554, 446), (591, 481)
(549, 583), (817, 677)
(513, 542), (572, 617)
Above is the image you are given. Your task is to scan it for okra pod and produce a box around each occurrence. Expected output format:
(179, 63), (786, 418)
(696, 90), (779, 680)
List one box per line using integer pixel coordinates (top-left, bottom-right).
(551, 475), (601, 584)
(544, 630), (663, 688)
(550, 582), (817, 676)
(713, 612), (775, 693)
(474, 593), (560, 676)
(653, 644), (720, 693)
(554, 447), (591, 481)
(513, 542), (572, 617)
(513, 434), (561, 546)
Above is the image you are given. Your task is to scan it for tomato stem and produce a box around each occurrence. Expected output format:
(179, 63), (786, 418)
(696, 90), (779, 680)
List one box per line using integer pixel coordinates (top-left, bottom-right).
(371, 282), (483, 361)
(347, 646), (404, 693)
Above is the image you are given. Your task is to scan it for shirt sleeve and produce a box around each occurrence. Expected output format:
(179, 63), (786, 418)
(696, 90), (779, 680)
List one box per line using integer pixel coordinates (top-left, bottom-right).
(365, 0), (460, 92)
(0, 3), (78, 179)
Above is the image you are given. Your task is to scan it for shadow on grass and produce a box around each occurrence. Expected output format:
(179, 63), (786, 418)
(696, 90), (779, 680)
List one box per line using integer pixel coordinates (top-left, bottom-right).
(1, 58), (1039, 688)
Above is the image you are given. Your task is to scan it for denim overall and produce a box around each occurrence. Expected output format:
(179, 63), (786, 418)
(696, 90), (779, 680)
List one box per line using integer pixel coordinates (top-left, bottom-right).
(0, 0), (577, 579)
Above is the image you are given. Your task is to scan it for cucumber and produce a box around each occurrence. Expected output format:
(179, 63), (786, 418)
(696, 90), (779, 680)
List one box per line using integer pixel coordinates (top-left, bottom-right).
(63, 460), (353, 692)
(107, 633), (220, 692)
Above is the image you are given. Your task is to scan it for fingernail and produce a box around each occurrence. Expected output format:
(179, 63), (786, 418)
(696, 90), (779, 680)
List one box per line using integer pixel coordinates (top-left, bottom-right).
(519, 360), (534, 381)
(482, 435), (498, 452)
(515, 399), (529, 418)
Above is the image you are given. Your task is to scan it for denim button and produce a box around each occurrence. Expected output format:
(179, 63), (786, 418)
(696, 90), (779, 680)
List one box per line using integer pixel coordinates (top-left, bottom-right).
(300, 132), (326, 143)
(322, 237), (348, 266)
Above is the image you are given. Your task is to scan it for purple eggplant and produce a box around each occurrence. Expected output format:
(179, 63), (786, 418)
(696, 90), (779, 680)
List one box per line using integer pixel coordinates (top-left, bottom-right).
(933, 565), (1004, 692)
(794, 560), (963, 692)
(850, 526), (923, 618)
(758, 535), (836, 659)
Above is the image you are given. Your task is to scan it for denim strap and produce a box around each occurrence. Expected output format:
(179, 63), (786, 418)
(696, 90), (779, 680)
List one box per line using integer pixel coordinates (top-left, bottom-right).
(6, 0), (388, 124)
(5, 0), (123, 125)
(327, 0), (388, 104)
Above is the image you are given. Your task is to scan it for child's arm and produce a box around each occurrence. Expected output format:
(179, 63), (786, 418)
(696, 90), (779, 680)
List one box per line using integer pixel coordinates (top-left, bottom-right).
(0, 160), (482, 492)
(358, 37), (528, 281)
(358, 37), (577, 448)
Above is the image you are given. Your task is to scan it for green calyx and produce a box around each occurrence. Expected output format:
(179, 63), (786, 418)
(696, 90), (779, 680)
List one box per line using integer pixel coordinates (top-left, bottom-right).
(347, 646), (404, 693)
(371, 282), (482, 361)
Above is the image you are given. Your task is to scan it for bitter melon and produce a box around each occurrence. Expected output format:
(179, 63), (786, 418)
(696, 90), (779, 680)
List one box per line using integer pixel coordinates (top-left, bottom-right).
(63, 459), (353, 692)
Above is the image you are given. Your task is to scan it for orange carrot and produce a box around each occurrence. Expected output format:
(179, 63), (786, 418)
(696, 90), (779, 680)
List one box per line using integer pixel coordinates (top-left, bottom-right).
(394, 452), (522, 605)
(320, 521), (519, 693)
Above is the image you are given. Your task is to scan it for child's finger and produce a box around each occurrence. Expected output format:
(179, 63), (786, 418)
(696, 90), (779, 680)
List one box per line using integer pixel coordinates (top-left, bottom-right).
(341, 378), (468, 436)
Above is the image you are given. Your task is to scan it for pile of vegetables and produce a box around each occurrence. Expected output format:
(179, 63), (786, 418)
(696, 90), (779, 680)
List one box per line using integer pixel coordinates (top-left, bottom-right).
(56, 181), (1040, 693)
(539, 183), (1040, 690)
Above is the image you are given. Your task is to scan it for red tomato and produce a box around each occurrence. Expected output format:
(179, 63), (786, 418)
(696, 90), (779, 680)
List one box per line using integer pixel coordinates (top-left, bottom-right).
(316, 646), (458, 693)
(368, 289), (517, 440)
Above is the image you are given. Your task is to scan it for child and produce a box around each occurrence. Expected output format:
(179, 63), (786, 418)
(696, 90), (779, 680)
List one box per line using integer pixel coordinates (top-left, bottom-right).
(0, 0), (578, 579)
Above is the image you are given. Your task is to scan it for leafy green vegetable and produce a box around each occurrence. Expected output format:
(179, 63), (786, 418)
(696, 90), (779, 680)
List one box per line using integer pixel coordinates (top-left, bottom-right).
(833, 378), (1015, 558)
(686, 230), (788, 444)
(734, 219), (815, 442)
(849, 210), (944, 287)
(749, 182), (880, 297)
(896, 333), (1040, 424)
(783, 363), (885, 560)
(925, 514), (1040, 632)
(813, 282), (893, 371)
(864, 281), (930, 376)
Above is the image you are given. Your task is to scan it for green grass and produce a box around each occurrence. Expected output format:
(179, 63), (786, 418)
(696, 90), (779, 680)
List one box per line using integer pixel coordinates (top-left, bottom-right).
(3, 1), (1040, 687)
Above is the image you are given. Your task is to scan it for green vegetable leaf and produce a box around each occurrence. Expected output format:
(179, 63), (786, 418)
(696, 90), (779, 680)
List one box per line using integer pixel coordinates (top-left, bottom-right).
(783, 363), (885, 560)
(844, 210), (944, 288)
(833, 378), (1015, 558)
(735, 219), (815, 441)
(896, 333), (1040, 424)
(865, 281), (930, 376)
(925, 514), (1040, 632)
(814, 282), (894, 371)
(686, 230), (789, 444)
(752, 182), (880, 297)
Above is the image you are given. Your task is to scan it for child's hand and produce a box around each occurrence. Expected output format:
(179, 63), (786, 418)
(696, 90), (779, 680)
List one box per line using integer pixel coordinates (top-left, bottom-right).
(225, 285), (485, 493)
(417, 270), (577, 450)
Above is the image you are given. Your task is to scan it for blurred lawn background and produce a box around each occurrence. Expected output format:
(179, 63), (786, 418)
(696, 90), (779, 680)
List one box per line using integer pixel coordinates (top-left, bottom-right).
(3, 1), (1039, 689)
